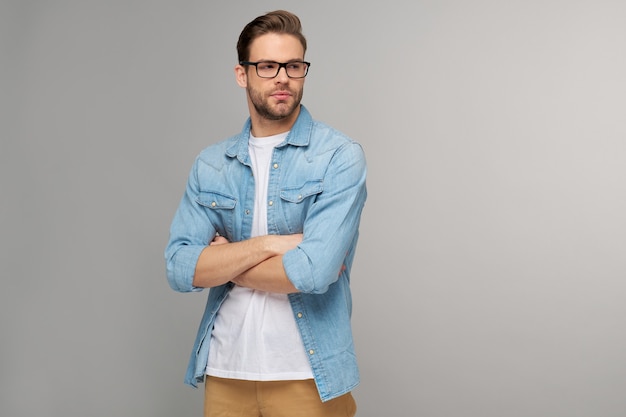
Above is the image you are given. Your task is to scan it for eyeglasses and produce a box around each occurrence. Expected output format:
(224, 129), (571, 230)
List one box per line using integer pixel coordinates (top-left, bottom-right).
(239, 60), (311, 79)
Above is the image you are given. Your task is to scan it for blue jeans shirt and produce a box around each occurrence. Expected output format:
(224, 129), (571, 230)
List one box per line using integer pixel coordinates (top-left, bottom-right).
(165, 106), (367, 402)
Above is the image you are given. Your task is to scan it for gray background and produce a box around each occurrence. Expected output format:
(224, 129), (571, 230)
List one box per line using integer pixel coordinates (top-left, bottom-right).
(2, 1), (625, 416)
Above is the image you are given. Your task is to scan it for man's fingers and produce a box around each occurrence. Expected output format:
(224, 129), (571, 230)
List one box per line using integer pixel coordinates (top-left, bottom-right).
(209, 235), (229, 246)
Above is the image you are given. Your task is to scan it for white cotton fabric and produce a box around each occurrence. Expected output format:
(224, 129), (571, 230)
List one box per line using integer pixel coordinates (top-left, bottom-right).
(206, 132), (313, 381)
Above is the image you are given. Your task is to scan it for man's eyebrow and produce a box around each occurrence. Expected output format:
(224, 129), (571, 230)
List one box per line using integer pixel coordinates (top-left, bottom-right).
(252, 58), (305, 63)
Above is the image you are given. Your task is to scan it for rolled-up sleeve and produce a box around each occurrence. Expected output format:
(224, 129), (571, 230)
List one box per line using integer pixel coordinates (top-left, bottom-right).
(165, 157), (215, 293)
(282, 141), (367, 294)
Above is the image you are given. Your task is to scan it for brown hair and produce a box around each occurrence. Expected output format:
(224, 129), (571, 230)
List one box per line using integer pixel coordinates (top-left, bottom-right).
(236, 10), (307, 62)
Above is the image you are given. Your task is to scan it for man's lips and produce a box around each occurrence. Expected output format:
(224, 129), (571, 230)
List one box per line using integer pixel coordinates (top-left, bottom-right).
(271, 91), (292, 101)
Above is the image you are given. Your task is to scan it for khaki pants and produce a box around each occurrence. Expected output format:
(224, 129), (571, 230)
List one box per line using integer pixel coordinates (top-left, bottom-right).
(204, 376), (357, 417)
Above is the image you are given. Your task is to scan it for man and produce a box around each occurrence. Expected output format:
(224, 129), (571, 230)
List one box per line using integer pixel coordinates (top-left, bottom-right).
(165, 10), (367, 417)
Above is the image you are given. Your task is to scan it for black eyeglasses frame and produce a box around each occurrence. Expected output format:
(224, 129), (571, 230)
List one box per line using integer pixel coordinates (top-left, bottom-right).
(239, 60), (311, 79)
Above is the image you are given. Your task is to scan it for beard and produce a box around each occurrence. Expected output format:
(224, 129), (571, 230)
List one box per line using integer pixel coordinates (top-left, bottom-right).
(247, 85), (303, 121)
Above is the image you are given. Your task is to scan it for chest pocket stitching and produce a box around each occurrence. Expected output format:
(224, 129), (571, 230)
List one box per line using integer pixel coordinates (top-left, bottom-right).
(280, 180), (323, 203)
(196, 191), (237, 209)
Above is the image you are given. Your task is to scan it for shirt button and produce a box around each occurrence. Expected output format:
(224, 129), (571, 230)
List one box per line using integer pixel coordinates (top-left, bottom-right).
(211, 202), (217, 207)
(273, 163), (279, 169)
(297, 312), (303, 318)
(309, 349), (315, 355)
(245, 209), (250, 215)
(268, 200), (273, 206)
(297, 194), (302, 200)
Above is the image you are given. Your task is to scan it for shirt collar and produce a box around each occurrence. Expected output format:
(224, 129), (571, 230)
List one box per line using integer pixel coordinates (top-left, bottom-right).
(226, 105), (313, 160)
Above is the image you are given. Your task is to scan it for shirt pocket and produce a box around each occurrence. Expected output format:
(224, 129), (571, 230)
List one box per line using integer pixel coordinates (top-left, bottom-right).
(196, 191), (237, 238)
(279, 180), (323, 231)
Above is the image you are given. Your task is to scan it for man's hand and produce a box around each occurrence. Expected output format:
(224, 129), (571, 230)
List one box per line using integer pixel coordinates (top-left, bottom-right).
(209, 235), (229, 246)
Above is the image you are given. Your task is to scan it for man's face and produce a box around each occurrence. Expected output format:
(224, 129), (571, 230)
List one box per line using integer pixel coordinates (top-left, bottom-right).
(240, 33), (305, 122)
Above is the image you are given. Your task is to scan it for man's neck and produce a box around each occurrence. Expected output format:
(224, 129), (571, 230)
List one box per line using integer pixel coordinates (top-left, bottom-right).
(249, 106), (300, 138)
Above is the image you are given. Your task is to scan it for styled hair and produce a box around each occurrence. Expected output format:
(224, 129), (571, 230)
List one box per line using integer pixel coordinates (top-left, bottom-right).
(237, 10), (307, 62)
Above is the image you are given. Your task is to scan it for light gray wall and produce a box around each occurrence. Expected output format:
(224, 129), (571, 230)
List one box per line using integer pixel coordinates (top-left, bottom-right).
(2, 1), (625, 416)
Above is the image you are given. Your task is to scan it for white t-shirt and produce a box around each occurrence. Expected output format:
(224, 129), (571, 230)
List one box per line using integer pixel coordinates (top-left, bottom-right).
(206, 132), (313, 381)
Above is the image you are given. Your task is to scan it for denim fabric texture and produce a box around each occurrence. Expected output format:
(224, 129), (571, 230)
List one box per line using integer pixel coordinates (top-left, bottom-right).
(165, 106), (367, 402)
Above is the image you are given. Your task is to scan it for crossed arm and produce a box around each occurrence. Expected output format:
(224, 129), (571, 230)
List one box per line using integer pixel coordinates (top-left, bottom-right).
(191, 234), (303, 294)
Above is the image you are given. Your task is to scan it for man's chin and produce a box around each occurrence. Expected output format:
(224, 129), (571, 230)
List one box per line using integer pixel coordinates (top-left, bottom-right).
(264, 103), (298, 120)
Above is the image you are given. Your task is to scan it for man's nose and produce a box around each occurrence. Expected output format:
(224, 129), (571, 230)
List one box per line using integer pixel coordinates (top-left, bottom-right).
(275, 66), (289, 81)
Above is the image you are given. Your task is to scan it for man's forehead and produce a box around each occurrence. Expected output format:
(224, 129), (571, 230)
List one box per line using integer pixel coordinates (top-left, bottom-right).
(248, 33), (304, 60)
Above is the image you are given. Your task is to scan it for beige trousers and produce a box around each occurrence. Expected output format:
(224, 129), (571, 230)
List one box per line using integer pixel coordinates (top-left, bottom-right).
(204, 376), (357, 417)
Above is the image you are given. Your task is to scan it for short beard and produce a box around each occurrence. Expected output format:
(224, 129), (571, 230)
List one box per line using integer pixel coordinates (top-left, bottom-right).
(248, 86), (303, 121)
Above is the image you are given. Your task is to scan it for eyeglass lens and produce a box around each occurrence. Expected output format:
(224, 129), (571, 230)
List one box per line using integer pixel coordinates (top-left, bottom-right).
(256, 62), (308, 78)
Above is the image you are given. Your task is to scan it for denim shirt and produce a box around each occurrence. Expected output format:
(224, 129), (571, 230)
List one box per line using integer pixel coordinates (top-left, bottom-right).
(165, 106), (367, 402)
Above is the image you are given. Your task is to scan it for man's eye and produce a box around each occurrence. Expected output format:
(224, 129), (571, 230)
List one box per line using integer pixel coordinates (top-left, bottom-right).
(259, 63), (278, 70)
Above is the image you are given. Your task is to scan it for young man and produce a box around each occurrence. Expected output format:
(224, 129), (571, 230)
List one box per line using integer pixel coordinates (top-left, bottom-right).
(165, 10), (367, 417)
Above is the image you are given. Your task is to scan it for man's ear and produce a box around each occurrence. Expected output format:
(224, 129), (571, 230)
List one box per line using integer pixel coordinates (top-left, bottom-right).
(235, 65), (247, 88)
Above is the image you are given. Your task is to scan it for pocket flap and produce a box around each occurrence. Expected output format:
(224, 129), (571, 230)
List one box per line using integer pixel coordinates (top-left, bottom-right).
(280, 180), (323, 203)
(196, 191), (237, 209)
